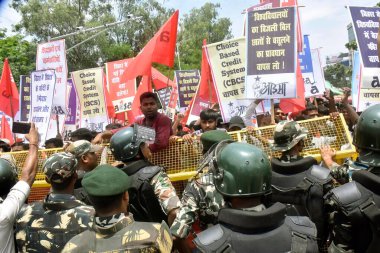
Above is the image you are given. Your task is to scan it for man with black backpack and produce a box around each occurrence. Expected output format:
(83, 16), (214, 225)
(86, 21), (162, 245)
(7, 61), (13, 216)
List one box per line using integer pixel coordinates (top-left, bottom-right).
(324, 104), (380, 253)
(109, 125), (180, 225)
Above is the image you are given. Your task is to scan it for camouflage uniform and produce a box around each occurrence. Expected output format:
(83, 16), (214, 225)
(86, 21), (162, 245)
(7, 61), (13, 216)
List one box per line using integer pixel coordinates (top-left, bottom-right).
(15, 194), (94, 252)
(170, 171), (225, 238)
(327, 158), (369, 185)
(62, 213), (172, 253)
(151, 169), (181, 214)
(15, 152), (94, 253)
(270, 120), (308, 152)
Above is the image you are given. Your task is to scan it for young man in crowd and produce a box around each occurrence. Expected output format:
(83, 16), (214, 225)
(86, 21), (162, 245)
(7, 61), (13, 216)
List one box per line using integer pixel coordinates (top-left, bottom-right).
(94, 92), (172, 155)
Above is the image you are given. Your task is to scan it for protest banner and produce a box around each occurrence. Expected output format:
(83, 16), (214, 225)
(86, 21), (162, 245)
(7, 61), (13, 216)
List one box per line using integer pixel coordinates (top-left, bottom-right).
(174, 70), (200, 108)
(71, 67), (109, 131)
(348, 6), (380, 110)
(309, 48), (326, 96)
(245, 7), (297, 100)
(186, 88), (211, 125)
(205, 37), (257, 122)
(19, 75), (31, 122)
(156, 87), (172, 110)
(105, 58), (136, 113)
(30, 70), (56, 145)
(165, 81), (179, 120)
(36, 39), (68, 114)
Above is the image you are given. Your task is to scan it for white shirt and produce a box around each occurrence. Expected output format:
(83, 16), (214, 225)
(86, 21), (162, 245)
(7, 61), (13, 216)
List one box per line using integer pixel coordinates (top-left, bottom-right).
(0, 181), (30, 253)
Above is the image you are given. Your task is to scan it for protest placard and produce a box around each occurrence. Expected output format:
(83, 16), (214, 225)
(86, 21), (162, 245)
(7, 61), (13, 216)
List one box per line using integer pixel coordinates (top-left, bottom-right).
(30, 70), (56, 145)
(245, 7), (297, 99)
(36, 40), (68, 114)
(349, 6), (380, 110)
(71, 67), (109, 131)
(19, 75), (31, 122)
(105, 58), (136, 113)
(174, 70), (200, 108)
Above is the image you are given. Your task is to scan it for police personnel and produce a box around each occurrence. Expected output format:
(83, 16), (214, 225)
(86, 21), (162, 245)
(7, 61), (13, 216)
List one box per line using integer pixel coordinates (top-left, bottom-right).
(66, 140), (102, 204)
(324, 104), (380, 253)
(194, 142), (319, 252)
(110, 126), (180, 225)
(270, 120), (333, 251)
(62, 164), (172, 252)
(0, 123), (38, 253)
(171, 130), (232, 239)
(15, 152), (94, 252)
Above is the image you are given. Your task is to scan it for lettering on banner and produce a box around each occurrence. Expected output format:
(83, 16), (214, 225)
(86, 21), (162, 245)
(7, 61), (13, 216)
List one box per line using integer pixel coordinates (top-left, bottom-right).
(252, 76), (287, 97)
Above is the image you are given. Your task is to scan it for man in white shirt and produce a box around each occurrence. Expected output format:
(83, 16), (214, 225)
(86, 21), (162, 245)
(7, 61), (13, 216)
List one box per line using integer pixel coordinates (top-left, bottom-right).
(0, 123), (39, 253)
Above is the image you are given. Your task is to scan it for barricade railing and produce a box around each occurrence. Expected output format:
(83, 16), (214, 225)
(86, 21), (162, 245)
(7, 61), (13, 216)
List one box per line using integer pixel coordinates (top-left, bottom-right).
(6, 114), (356, 202)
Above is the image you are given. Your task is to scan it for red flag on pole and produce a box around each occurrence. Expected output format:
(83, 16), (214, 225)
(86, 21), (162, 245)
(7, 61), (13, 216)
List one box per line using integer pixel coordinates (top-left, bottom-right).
(199, 39), (218, 104)
(0, 115), (14, 145)
(279, 58), (306, 113)
(151, 67), (175, 90)
(0, 58), (19, 118)
(121, 10), (179, 83)
(102, 73), (115, 119)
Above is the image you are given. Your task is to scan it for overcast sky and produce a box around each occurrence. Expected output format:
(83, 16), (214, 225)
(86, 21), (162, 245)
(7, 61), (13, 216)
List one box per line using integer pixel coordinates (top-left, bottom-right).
(1, 0), (379, 64)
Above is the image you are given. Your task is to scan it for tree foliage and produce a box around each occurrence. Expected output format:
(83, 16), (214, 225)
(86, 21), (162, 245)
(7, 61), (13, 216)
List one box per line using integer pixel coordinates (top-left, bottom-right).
(5, 0), (232, 81)
(177, 3), (232, 70)
(324, 63), (351, 88)
(0, 28), (36, 85)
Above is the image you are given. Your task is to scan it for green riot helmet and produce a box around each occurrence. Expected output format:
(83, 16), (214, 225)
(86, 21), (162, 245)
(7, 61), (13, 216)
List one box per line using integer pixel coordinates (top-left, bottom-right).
(0, 158), (18, 197)
(213, 142), (271, 197)
(110, 125), (155, 162)
(353, 104), (380, 167)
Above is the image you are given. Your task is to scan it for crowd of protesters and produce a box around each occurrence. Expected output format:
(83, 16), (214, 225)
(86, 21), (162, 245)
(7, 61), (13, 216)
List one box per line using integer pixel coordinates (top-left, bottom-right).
(0, 88), (379, 253)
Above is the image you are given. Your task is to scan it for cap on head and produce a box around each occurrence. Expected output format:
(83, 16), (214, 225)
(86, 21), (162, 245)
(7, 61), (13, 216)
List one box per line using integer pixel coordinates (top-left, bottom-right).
(82, 164), (131, 196)
(214, 142), (271, 197)
(43, 152), (78, 183)
(200, 130), (232, 153)
(271, 120), (308, 152)
(353, 104), (380, 167)
(66, 140), (102, 158)
(228, 116), (245, 131)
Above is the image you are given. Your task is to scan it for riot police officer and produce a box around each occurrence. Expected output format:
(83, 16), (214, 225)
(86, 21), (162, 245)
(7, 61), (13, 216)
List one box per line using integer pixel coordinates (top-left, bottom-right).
(324, 104), (380, 253)
(110, 125), (180, 225)
(194, 142), (318, 253)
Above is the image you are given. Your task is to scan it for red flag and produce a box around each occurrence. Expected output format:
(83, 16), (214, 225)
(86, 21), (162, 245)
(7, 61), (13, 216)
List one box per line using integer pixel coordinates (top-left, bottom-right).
(128, 76), (150, 124)
(121, 10), (179, 82)
(199, 39), (218, 104)
(151, 67), (175, 90)
(279, 58), (305, 113)
(0, 58), (19, 118)
(0, 115), (14, 145)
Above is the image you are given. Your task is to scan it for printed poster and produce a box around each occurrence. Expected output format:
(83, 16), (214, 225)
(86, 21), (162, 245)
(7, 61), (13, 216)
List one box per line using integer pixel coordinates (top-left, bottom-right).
(19, 75), (31, 122)
(105, 58), (136, 113)
(245, 7), (297, 99)
(30, 70), (56, 145)
(36, 39), (68, 114)
(174, 70), (200, 108)
(71, 67), (109, 131)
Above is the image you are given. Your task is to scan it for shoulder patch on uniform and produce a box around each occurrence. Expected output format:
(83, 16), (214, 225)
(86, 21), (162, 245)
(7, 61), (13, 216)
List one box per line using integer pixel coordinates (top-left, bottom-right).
(196, 224), (224, 246)
(309, 165), (331, 181)
(330, 181), (362, 206)
(286, 216), (317, 237)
